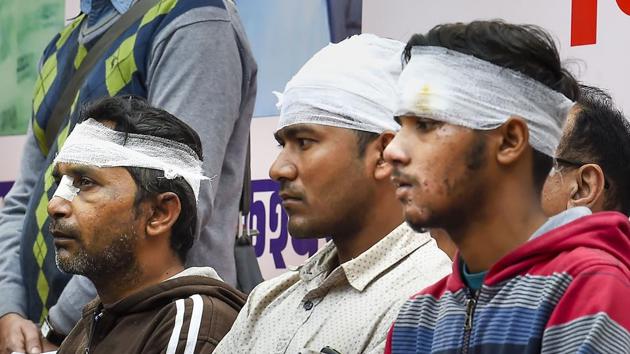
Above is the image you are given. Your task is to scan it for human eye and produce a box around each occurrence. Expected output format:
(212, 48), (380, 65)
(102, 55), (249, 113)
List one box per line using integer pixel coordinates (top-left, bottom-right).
(297, 138), (315, 150)
(75, 176), (96, 190)
(415, 118), (440, 132)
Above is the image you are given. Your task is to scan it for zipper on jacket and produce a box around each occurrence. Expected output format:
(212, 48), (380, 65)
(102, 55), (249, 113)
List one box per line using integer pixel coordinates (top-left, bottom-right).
(85, 310), (104, 354)
(461, 289), (480, 354)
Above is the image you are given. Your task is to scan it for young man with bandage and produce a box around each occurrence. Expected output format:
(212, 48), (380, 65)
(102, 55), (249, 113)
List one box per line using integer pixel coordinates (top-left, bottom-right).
(47, 96), (245, 353)
(214, 34), (452, 354)
(384, 21), (630, 353)
(542, 85), (630, 217)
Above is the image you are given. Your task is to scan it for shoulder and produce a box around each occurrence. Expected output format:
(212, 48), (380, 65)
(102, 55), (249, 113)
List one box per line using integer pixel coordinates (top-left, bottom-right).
(148, 291), (245, 352)
(406, 237), (452, 277)
(246, 270), (301, 306)
(537, 245), (629, 280)
(151, 0), (233, 35)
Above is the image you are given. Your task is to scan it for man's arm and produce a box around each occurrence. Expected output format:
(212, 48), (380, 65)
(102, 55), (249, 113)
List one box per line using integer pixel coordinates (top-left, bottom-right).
(541, 264), (630, 352)
(145, 6), (248, 286)
(0, 125), (47, 353)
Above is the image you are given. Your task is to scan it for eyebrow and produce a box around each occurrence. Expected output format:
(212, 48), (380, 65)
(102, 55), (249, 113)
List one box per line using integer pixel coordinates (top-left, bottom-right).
(274, 125), (319, 142)
(53, 164), (97, 179)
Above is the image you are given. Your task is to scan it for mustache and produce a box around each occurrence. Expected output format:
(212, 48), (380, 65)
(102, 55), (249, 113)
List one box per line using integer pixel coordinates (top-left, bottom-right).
(390, 168), (417, 184)
(49, 219), (79, 238)
(278, 182), (305, 200)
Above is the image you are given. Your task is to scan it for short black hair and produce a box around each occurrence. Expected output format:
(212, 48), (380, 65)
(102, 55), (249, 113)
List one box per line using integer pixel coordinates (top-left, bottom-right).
(78, 96), (203, 262)
(354, 130), (380, 158)
(558, 85), (630, 215)
(403, 20), (580, 192)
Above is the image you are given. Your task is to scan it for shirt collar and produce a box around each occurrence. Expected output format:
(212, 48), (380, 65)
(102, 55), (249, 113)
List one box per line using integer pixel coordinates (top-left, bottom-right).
(81, 0), (134, 15)
(529, 206), (592, 241)
(299, 223), (433, 292)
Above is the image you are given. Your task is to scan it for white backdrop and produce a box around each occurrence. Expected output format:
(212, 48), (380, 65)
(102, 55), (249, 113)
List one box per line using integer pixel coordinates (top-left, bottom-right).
(363, 0), (630, 113)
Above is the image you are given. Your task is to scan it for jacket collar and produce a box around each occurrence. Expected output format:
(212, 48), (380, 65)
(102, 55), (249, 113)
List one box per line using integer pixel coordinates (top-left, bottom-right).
(299, 223), (433, 292)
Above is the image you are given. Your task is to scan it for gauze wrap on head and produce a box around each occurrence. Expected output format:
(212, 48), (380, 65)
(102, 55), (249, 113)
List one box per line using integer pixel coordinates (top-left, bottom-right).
(396, 46), (575, 157)
(53, 118), (209, 201)
(275, 33), (404, 134)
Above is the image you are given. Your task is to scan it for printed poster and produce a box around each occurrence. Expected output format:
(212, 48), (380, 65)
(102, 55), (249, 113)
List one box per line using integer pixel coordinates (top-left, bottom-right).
(0, 0), (65, 136)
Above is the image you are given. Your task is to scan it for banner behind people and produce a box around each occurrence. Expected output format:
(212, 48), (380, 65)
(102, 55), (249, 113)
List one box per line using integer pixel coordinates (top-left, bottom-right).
(363, 0), (630, 113)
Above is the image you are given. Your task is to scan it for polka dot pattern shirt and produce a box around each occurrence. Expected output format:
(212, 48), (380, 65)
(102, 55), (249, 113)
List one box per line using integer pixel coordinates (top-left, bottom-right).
(214, 223), (452, 354)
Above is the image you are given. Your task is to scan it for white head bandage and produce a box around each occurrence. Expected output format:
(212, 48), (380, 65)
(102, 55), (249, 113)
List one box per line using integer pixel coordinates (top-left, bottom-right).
(396, 46), (575, 156)
(275, 33), (404, 134)
(53, 118), (209, 201)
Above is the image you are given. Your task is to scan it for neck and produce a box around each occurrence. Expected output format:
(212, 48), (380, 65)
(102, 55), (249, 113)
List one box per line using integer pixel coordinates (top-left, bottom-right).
(447, 178), (547, 273)
(334, 187), (403, 264)
(95, 253), (184, 305)
(429, 228), (457, 260)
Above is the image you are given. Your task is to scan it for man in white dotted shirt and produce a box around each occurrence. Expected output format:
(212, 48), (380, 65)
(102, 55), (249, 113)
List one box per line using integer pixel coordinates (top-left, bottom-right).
(215, 34), (453, 354)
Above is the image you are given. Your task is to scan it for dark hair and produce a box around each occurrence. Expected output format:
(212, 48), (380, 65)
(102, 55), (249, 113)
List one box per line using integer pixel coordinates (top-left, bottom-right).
(557, 85), (630, 215)
(354, 130), (380, 158)
(403, 21), (580, 191)
(78, 96), (203, 262)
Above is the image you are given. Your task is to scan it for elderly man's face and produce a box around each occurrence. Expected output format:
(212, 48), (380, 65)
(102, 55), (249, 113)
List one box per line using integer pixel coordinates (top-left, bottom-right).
(541, 107), (580, 216)
(384, 116), (489, 233)
(48, 163), (143, 278)
(269, 124), (376, 239)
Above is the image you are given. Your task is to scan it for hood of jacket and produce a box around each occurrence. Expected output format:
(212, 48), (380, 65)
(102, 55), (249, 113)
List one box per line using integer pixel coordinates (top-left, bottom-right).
(82, 268), (246, 318)
(445, 211), (630, 292)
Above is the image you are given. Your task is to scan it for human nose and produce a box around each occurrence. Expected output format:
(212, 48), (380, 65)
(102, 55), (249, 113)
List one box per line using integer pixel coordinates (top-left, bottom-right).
(383, 133), (410, 166)
(269, 152), (298, 182)
(48, 195), (72, 220)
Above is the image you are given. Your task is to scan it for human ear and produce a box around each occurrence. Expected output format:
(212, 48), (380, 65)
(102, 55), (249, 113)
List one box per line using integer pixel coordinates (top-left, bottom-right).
(373, 131), (396, 180)
(146, 192), (181, 238)
(496, 117), (529, 166)
(567, 164), (606, 210)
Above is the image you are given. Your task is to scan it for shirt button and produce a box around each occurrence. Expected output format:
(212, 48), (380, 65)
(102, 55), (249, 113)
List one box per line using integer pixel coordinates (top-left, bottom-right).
(303, 300), (313, 311)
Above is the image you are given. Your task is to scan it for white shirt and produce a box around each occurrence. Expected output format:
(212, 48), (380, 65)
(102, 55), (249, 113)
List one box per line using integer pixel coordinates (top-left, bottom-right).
(215, 223), (452, 354)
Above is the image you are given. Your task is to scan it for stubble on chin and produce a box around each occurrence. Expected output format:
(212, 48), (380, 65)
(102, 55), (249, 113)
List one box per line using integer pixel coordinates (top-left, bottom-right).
(56, 232), (139, 282)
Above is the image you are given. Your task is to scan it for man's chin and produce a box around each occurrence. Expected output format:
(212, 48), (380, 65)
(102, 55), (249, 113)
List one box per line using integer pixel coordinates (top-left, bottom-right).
(287, 219), (323, 239)
(55, 254), (87, 275)
(403, 209), (434, 233)
(405, 219), (431, 233)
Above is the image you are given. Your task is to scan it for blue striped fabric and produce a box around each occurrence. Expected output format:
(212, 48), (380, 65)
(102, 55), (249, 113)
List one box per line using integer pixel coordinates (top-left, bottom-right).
(390, 273), (573, 353)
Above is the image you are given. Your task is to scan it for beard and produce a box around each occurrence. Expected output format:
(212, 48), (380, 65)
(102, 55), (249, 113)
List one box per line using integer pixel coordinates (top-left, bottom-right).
(403, 133), (488, 233)
(55, 230), (139, 280)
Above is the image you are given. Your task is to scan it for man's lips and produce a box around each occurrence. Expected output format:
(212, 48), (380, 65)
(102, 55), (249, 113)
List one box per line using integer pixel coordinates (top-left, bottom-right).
(279, 191), (304, 208)
(391, 173), (415, 201)
(49, 224), (77, 247)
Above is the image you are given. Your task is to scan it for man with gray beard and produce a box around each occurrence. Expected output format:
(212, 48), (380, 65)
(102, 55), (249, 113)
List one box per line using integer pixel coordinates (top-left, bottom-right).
(43, 96), (245, 354)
